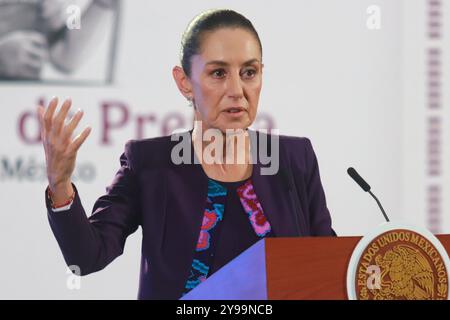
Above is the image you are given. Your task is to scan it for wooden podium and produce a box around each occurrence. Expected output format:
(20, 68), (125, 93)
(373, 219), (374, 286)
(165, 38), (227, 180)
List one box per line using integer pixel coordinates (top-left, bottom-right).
(181, 235), (450, 300)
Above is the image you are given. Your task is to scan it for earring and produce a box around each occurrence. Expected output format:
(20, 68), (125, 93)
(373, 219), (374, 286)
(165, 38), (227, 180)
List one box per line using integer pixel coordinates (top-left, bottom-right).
(187, 96), (194, 108)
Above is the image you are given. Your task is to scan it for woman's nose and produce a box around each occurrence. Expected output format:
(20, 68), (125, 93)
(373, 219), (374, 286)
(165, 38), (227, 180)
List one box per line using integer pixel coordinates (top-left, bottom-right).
(226, 73), (244, 99)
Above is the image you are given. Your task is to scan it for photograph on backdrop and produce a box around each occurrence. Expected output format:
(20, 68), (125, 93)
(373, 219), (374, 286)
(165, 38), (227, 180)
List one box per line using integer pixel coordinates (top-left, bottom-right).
(0, 0), (120, 84)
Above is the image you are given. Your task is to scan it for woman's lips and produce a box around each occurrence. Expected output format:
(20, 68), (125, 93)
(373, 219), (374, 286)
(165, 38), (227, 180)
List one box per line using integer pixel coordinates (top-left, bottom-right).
(223, 107), (246, 117)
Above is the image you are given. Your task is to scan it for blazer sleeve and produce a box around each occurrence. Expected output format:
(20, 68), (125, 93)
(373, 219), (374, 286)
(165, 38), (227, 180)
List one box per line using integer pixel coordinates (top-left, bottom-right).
(302, 138), (335, 236)
(45, 140), (141, 275)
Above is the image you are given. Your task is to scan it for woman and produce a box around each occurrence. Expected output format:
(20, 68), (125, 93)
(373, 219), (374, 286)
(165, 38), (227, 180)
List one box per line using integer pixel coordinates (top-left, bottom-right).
(38, 9), (335, 300)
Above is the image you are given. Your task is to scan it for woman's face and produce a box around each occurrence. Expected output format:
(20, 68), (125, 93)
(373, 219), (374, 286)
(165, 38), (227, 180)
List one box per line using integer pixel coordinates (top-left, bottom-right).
(189, 28), (263, 133)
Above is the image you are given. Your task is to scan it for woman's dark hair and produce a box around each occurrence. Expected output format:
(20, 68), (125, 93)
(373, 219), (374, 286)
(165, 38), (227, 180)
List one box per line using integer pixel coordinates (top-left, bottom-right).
(180, 9), (263, 78)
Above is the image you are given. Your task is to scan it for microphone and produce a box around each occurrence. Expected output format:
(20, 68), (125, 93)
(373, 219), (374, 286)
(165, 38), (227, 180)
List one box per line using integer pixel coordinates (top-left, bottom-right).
(279, 168), (302, 236)
(347, 167), (390, 222)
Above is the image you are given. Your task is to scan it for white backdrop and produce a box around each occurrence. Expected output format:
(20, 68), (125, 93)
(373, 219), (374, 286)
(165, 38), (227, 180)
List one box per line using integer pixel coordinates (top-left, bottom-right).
(0, 0), (448, 299)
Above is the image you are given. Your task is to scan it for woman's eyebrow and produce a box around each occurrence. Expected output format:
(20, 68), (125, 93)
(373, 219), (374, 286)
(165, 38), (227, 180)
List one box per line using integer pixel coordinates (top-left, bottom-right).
(205, 59), (260, 67)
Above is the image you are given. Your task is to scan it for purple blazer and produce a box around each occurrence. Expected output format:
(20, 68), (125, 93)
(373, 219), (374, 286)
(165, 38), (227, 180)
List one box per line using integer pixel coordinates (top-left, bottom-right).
(45, 130), (335, 299)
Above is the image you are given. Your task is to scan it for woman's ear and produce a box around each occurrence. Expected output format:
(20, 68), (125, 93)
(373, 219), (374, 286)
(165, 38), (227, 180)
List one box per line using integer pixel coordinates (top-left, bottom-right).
(172, 66), (193, 100)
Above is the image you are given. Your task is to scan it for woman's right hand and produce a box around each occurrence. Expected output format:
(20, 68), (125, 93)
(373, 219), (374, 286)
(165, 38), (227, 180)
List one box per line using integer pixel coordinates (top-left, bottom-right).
(37, 97), (91, 206)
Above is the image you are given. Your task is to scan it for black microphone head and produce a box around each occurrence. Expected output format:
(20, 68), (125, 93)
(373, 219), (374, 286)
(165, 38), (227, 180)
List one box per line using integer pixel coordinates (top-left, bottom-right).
(347, 167), (371, 192)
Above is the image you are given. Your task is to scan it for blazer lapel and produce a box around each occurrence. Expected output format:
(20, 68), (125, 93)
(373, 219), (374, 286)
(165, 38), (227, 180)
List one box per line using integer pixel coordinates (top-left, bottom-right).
(251, 161), (302, 237)
(249, 130), (304, 237)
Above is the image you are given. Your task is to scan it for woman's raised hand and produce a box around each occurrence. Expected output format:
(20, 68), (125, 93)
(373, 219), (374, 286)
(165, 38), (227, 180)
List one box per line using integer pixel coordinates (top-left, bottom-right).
(37, 97), (91, 205)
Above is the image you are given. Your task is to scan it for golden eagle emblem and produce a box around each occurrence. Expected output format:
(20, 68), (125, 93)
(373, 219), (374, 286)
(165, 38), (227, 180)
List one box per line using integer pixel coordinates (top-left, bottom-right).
(374, 245), (434, 299)
(353, 229), (449, 300)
